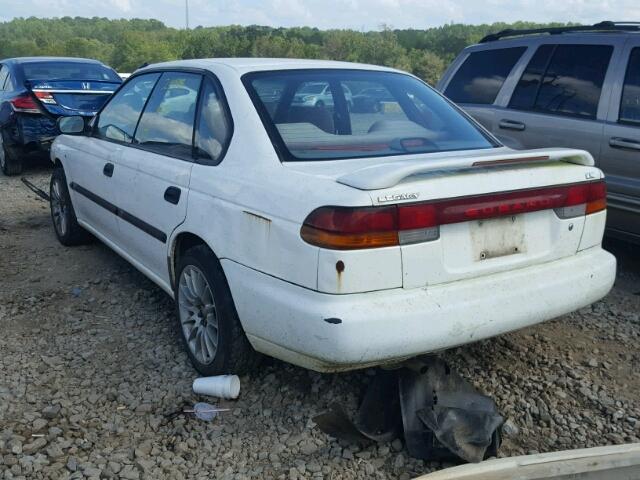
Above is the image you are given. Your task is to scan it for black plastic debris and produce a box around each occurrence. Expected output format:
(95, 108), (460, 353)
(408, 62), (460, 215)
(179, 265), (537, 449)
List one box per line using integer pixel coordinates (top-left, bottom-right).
(21, 177), (50, 201)
(313, 357), (503, 463)
(313, 370), (401, 444)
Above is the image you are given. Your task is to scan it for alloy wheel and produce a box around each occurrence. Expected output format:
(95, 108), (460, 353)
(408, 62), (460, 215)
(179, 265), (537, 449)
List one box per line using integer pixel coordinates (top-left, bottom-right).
(178, 265), (219, 365)
(0, 135), (5, 171)
(50, 178), (68, 237)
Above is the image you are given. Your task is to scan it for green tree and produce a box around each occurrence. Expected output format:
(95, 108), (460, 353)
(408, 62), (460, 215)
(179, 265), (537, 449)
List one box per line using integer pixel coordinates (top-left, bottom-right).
(110, 31), (177, 72)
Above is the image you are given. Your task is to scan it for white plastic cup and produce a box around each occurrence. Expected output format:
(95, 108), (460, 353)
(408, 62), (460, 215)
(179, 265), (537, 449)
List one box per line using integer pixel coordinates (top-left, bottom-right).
(193, 375), (241, 399)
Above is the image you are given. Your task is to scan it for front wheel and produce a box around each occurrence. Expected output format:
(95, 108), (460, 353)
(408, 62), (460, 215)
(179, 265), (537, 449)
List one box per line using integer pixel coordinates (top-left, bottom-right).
(175, 245), (260, 376)
(50, 167), (92, 246)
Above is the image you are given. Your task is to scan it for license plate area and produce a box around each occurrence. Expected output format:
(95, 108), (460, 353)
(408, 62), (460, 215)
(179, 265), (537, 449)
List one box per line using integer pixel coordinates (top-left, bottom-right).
(470, 215), (526, 261)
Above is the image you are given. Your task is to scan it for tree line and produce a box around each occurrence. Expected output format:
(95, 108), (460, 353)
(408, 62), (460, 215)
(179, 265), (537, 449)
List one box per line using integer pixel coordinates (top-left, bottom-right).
(0, 17), (572, 84)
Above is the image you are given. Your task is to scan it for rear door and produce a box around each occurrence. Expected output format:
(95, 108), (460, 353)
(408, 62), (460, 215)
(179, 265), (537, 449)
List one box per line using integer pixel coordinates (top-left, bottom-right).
(492, 40), (621, 161)
(440, 46), (528, 132)
(600, 42), (640, 239)
(115, 71), (203, 285)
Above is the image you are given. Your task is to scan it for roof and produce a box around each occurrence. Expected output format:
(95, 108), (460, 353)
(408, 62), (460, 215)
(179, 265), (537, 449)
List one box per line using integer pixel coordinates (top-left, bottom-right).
(138, 58), (403, 75)
(2, 56), (105, 64)
(480, 21), (640, 43)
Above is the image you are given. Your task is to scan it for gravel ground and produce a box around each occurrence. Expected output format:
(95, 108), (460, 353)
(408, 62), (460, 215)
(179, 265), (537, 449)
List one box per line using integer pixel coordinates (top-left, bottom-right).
(1, 167), (639, 480)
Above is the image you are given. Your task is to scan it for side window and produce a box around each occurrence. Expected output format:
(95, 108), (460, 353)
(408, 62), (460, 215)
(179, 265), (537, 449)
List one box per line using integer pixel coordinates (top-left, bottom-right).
(195, 78), (231, 163)
(134, 72), (202, 158)
(4, 74), (13, 91)
(0, 66), (8, 91)
(444, 47), (526, 104)
(508, 45), (554, 110)
(97, 73), (160, 143)
(510, 44), (613, 119)
(620, 48), (640, 125)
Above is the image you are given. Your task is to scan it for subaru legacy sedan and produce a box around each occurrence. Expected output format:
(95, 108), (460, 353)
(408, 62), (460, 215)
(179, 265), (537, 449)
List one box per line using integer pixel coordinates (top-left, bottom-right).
(49, 59), (616, 375)
(0, 57), (121, 175)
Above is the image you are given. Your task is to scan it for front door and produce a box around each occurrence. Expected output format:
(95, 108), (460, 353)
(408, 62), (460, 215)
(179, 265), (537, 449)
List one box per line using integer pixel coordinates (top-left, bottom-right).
(69, 72), (161, 243)
(600, 44), (640, 239)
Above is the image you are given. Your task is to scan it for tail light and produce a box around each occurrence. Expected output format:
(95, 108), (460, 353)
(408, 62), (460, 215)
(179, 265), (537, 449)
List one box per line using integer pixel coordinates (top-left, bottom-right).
(301, 180), (607, 250)
(33, 90), (57, 105)
(10, 94), (41, 113)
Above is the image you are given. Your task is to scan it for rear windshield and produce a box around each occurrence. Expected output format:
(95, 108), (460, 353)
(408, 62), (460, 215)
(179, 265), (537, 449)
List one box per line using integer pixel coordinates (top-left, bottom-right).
(244, 69), (496, 161)
(22, 62), (121, 82)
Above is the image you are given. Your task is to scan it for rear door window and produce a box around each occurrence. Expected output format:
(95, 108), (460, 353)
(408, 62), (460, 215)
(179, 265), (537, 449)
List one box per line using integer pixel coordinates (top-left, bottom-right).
(96, 73), (161, 143)
(619, 47), (640, 125)
(509, 44), (613, 119)
(134, 72), (202, 159)
(444, 47), (526, 104)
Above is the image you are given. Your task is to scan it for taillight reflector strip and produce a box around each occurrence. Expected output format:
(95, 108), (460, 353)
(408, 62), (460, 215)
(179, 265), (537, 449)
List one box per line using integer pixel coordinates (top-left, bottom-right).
(33, 90), (57, 105)
(301, 180), (606, 250)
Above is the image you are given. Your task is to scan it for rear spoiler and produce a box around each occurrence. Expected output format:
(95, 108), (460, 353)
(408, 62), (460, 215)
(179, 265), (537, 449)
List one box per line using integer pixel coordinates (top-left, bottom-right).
(337, 149), (595, 190)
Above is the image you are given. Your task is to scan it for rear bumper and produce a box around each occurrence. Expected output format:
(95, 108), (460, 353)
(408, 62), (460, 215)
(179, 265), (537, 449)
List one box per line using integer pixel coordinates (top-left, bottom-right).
(16, 114), (58, 148)
(223, 247), (616, 372)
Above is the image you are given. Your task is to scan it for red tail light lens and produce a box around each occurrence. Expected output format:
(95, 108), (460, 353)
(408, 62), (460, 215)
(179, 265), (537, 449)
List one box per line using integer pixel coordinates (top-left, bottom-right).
(301, 206), (399, 249)
(301, 180), (606, 250)
(10, 94), (41, 113)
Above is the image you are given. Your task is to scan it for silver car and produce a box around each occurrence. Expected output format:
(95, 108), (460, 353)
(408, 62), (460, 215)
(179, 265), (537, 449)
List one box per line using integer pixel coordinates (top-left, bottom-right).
(292, 81), (353, 108)
(436, 21), (640, 243)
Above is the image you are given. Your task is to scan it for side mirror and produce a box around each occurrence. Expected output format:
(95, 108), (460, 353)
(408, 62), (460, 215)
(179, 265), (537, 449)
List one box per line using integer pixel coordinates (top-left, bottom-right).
(57, 116), (85, 135)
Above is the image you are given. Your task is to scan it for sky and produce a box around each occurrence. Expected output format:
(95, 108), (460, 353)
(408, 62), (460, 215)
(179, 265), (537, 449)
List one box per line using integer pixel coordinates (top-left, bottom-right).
(1, 0), (639, 30)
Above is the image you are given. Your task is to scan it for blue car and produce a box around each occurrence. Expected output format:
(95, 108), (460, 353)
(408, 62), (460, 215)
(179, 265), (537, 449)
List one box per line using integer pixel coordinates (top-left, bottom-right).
(0, 57), (122, 175)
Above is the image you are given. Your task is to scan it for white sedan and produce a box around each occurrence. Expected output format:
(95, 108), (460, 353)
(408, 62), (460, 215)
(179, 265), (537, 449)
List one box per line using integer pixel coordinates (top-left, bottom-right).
(49, 58), (616, 375)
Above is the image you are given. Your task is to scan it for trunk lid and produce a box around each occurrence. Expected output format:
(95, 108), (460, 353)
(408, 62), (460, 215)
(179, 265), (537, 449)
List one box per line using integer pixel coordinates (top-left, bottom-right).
(28, 80), (120, 117)
(289, 147), (604, 289)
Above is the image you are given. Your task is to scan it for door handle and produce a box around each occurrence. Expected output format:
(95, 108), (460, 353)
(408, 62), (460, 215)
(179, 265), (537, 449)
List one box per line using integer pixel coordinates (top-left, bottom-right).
(164, 186), (181, 205)
(498, 119), (526, 131)
(609, 137), (640, 151)
(103, 163), (114, 177)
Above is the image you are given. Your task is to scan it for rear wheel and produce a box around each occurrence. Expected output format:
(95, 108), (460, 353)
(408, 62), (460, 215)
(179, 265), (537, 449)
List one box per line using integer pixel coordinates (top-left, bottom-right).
(176, 245), (260, 376)
(0, 133), (23, 176)
(50, 167), (92, 246)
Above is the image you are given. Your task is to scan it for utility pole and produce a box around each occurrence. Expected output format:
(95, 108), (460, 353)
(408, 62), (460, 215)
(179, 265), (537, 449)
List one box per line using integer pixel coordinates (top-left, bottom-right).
(185, 0), (190, 30)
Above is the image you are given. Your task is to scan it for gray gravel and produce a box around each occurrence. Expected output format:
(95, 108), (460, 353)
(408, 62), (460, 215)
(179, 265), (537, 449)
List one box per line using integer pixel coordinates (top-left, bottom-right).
(1, 168), (639, 480)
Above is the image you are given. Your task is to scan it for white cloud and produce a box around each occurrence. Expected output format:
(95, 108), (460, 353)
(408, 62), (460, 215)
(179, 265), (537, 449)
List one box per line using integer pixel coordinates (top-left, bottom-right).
(110, 0), (133, 12)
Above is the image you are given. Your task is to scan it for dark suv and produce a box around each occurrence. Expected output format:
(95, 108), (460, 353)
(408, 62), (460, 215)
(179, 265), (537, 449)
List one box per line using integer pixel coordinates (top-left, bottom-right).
(437, 22), (640, 243)
(0, 57), (122, 175)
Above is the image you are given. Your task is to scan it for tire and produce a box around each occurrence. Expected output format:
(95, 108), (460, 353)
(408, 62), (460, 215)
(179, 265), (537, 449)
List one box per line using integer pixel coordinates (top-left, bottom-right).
(49, 167), (92, 246)
(0, 132), (23, 176)
(175, 245), (260, 376)
(315, 100), (325, 108)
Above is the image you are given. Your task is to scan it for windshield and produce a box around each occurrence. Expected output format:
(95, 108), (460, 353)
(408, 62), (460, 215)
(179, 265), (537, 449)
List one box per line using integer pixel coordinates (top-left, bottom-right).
(244, 69), (497, 161)
(22, 61), (121, 82)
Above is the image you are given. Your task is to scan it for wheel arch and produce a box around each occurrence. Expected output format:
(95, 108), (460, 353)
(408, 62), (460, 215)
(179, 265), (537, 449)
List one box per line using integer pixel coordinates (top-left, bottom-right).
(170, 231), (217, 290)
